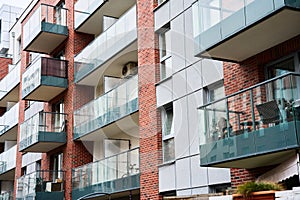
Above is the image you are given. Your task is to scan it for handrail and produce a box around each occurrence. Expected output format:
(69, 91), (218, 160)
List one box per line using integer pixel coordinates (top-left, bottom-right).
(19, 169), (66, 179)
(74, 74), (137, 114)
(24, 56), (67, 72)
(74, 5), (136, 57)
(198, 72), (300, 109)
(73, 147), (139, 170)
(22, 111), (67, 125)
(40, 3), (69, 10)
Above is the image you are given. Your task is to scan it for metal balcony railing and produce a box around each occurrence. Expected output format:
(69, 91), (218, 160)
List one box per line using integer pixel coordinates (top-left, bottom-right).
(72, 147), (139, 198)
(74, 75), (138, 139)
(198, 72), (300, 166)
(16, 170), (65, 199)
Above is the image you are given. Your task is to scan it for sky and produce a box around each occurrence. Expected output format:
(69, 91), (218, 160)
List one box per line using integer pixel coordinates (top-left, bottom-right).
(0, 0), (32, 9)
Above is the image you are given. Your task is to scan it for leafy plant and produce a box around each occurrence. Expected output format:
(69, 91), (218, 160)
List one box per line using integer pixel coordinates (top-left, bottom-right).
(237, 181), (283, 197)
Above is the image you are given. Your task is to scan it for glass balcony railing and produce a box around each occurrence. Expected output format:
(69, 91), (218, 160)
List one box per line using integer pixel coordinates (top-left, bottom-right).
(72, 148), (140, 200)
(19, 111), (67, 152)
(199, 73), (300, 167)
(23, 4), (68, 53)
(74, 75), (138, 139)
(0, 192), (12, 200)
(16, 170), (65, 200)
(192, 0), (300, 60)
(0, 145), (16, 175)
(0, 103), (19, 138)
(74, 5), (137, 82)
(74, 0), (105, 29)
(22, 57), (68, 101)
(0, 64), (20, 102)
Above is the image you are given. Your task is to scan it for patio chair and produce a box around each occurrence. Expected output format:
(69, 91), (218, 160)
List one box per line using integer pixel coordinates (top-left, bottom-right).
(256, 100), (282, 125)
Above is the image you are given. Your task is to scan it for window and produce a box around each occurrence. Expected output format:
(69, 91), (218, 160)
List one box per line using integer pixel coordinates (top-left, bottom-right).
(161, 104), (175, 162)
(52, 100), (65, 132)
(267, 56), (296, 79)
(56, 1), (66, 26)
(52, 153), (63, 181)
(158, 0), (167, 5)
(265, 53), (300, 105)
(205, 81), (225, 103)
(158, 24), (171, 80)
(16, 38), (21, 61)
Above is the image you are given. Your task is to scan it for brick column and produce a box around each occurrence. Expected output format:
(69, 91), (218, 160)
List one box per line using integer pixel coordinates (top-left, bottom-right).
(0, 57), (11, 80)
(137, 0), (162, 199)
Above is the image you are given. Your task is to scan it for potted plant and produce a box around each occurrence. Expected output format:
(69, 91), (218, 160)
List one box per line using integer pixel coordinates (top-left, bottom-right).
(233, 181), (283, 200)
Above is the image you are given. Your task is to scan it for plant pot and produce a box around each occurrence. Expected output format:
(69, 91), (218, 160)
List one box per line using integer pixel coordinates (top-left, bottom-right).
(233, 190), (275, 200)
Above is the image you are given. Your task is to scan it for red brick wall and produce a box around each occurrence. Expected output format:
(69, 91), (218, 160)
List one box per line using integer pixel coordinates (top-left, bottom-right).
(0, 57), (11, 80)
(137, 0), (162, 199)
(16, 0), (95, 199)
(224, 35), (300, 95)
(231, 167), (274, 187)
(225, 35), (300, 187)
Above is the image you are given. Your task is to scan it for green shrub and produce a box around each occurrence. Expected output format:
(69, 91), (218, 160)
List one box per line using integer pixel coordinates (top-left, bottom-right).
(237, 181), (283, 197)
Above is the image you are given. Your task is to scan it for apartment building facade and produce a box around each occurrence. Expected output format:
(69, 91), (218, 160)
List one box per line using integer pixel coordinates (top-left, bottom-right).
(193, 0), (300, 189)
(0, 0), (238, 199)
(0, 4), (23, 199)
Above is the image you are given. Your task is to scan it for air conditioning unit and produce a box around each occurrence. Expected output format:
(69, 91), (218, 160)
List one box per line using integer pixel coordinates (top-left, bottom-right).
(122, 62), (137, 78)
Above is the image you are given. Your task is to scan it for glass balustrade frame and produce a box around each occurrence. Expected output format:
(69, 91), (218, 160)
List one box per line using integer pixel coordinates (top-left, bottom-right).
(22, 57), (68, 100)
(74, 5), (137, 83)
(192, 0), (300, 56)
(16, 170), (65, 200)
(74, 75), (138, 139)
(198, 72), (300, 167)
(19, 111), (67, 152)
(72, 147), (140, 199)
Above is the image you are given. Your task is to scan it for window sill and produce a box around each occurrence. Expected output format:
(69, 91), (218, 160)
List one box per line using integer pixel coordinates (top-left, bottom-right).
(158, 159), (175, 167)
(154, 0), (170, 12)
(155, 75), (172, 86)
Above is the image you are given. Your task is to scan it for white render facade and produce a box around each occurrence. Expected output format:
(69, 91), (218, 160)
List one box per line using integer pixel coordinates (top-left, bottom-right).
(154, 0), (231, 196)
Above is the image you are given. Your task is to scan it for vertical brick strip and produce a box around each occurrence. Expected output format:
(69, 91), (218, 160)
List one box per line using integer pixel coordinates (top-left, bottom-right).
(0, 57), (11, 80)
(16, 1), (94, 200)
(137, 0), (162, 199)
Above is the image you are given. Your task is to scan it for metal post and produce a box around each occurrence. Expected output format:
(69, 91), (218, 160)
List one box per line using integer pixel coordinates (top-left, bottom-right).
(250, 90), (256, 131)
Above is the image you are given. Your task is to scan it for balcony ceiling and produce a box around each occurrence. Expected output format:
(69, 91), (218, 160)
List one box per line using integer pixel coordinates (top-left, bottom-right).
(82, 189), (140, 200)
(0, 85), (19, 107)
(211, 149), (296, 169)
(0, 125), (17, 143)
(77, 112), (139, 142)
(21, 141), (65, 153)
(0, 168), (15, 181)
(23, 85), (67, 102)
(199, 9), (300, 62)
(77, 41), (137, 86)
(24, 32), (68, 54)
(76, 0), (136, 35)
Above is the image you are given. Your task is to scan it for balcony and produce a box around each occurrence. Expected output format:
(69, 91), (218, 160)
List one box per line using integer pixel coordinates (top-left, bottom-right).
(0, 64), (20, 107)
(0, 145), (16, 180)
(74, 5), (137, 83)
(23, 4), (68, 54)
(0, 192), (12, 200)
(74, 0), (135, 34)
(193, 0), (300, 62)
(0, 103), (19, 142)
(72, 148), (140, 200)
(16, 170), (65, 200)
(22, 57), (68, 101)
(74, 75), (138, 140)
(199, 73), (300, 169)
(19, 111), (66, 152)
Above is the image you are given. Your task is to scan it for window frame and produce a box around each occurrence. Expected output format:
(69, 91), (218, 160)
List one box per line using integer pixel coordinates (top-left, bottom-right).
(158, 24), (172, 80)
(161, 103), (175, 162)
